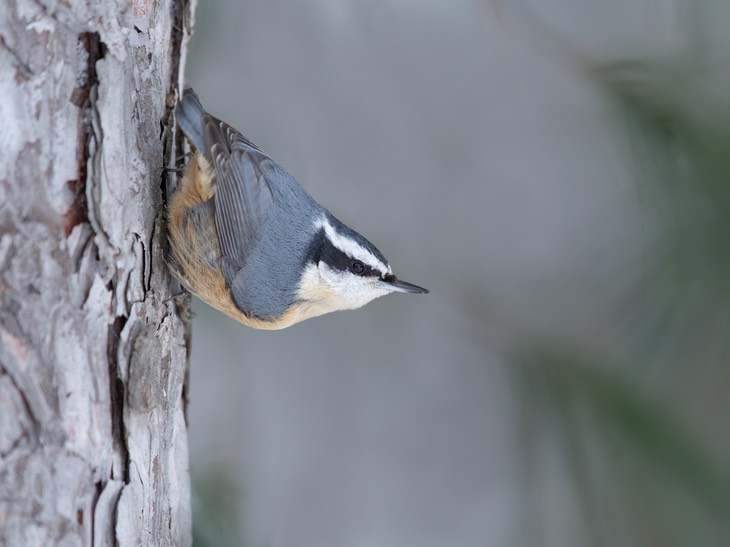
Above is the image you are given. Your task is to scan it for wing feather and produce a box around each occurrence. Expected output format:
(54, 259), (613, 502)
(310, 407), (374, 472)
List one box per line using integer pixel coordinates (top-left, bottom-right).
(201, 115), (275, 270)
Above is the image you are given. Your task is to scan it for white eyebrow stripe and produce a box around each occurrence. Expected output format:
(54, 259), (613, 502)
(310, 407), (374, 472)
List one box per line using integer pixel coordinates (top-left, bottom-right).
(314, 217), (392, 275)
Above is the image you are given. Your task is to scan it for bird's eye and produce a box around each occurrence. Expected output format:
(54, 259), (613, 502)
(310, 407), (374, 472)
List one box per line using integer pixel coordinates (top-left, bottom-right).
(351, 260), (365, 275)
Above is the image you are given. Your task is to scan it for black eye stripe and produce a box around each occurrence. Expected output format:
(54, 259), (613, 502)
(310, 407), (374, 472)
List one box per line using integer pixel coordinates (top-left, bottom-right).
(350, 260), (379, 277)
(314, 230), (385, 278)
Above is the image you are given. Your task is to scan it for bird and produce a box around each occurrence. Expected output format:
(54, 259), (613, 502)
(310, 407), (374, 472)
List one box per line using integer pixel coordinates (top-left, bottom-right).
(167, 88), (428, 330)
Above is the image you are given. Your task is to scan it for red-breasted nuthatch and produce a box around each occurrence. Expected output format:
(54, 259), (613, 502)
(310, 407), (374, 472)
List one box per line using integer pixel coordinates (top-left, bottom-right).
(167, 88), (428, 329)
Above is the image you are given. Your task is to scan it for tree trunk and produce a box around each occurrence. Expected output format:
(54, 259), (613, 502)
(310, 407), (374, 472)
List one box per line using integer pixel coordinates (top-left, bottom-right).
(0, 0), (194, 545)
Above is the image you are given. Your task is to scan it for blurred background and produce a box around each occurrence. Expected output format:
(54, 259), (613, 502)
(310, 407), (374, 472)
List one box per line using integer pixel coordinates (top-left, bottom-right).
(183, 1), (730, 546)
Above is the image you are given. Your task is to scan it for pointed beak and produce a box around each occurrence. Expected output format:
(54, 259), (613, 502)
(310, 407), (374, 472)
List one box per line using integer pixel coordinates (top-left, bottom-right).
(381, 276), (429, 294)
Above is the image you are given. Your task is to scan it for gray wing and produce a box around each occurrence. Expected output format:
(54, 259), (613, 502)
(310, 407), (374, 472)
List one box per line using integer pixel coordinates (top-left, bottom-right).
(201, 115), (275, 271)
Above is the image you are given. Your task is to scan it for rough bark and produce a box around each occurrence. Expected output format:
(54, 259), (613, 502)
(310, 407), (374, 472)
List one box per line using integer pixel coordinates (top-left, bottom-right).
(0, 0), (194, 545)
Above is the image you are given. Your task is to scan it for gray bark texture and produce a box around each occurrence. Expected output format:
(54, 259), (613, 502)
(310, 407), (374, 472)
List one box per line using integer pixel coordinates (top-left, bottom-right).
(0, 0), (195, 545)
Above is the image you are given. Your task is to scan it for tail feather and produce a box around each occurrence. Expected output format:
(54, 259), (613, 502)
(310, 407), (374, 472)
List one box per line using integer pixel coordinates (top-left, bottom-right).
(176, 88), (206, 151)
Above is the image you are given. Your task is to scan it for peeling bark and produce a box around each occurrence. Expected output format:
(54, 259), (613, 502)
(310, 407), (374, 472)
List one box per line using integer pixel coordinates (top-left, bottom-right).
(0, 0), (195, 545)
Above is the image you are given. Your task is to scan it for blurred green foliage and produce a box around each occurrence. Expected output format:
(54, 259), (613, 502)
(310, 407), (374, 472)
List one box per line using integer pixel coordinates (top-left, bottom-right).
(511, 56), (730, 547)
(513, 349), (730, 547)
(191, 466), (246, 547)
